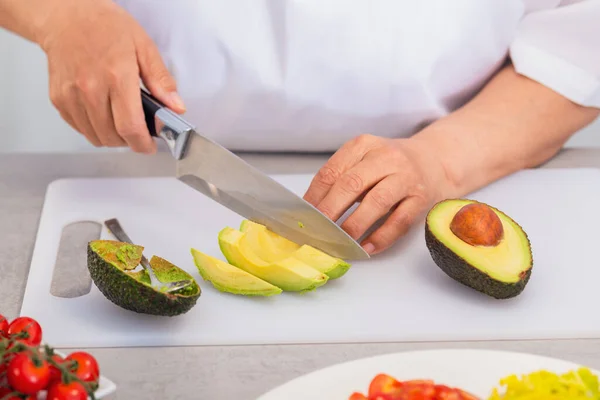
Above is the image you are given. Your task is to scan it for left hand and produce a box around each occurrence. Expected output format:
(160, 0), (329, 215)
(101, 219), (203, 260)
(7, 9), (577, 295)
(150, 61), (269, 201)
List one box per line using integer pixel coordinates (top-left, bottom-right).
(303, 134), (453, 255)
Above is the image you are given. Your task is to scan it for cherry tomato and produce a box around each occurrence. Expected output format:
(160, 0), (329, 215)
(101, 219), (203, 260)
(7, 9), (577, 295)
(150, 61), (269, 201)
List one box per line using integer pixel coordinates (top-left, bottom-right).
(0, 390), (35, 400)
(66, 352), (99, 385)
(7, 317), (42, 346)
(368, 374), (403, 397)
(0, 387), (37, 400)
(0, 352), (16, 377)
(6, 352), (50, 395)
(359, 374), (478, 400)
(0, 315), (9, 337)
(47, 354), (65, 386)
(46, 381), (88, 400)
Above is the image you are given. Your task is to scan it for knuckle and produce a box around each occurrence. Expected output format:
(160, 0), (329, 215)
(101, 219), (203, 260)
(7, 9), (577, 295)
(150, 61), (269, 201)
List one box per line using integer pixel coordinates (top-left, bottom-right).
(342, 218), (363, 239)
(315, 166), (341, 187)
(317, 204), (335, 220)
(49, 89), (62, 109)
(412, 183), (428, 199)
(390, 209), (414, 229)
(107, 66), (124, 86)
(75, 75), (99, 95)
(368, 187), (395, 210)
(55, 82), (76, 105)
(354, 133), (375, 147)
(388, 148), (407, 164)
(116, 119), (146, 139)
(156, 70), (175, 89)
(339, 172), (364, 194)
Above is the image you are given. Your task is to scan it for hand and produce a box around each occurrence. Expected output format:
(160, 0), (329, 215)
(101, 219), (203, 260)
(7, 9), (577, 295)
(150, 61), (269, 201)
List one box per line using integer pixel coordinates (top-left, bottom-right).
(303, 134), (452, 255)
(38, 0), (185, 153)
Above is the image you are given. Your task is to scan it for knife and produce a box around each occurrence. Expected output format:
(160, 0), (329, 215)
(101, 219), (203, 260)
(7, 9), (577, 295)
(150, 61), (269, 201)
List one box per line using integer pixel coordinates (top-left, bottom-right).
(140, 88), (370, 260)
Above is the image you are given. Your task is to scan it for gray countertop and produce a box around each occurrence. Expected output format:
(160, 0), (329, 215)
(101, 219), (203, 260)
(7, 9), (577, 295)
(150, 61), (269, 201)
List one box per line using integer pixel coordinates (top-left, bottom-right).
(2, 149), (600, 400)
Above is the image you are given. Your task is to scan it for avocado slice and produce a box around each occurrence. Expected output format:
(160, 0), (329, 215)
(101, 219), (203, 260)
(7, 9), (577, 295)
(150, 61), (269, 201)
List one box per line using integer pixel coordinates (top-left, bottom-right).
(424, 199), (533, 299)
(87, 240), (201, 316)
(218, 227), (329, 292)
(239, 220), (351, 279)
(190, 248), (282, 296)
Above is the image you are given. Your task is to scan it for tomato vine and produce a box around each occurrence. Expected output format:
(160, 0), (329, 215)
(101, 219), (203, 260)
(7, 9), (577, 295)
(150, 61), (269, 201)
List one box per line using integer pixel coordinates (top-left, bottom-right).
(0, 314), (100, 400)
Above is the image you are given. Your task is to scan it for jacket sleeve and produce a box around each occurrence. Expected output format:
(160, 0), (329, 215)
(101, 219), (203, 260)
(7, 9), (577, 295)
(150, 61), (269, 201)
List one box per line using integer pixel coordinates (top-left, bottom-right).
(509, 0), (600, 108)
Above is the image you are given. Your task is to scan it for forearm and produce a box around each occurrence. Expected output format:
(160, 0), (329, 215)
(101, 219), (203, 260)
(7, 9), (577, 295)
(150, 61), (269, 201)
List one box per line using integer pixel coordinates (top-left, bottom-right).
(412, 63), (600, 198)
(0, 0), (103, 46)
(0, 0), (56, 44)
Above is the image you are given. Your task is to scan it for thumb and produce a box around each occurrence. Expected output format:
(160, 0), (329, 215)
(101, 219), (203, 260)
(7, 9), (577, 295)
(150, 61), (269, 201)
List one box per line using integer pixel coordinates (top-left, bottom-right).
(136, 37), (186, 114)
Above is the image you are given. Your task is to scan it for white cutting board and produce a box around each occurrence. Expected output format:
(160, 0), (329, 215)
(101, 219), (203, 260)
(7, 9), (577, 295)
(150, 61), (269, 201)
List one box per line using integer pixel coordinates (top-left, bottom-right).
(19, 168), (600, 348)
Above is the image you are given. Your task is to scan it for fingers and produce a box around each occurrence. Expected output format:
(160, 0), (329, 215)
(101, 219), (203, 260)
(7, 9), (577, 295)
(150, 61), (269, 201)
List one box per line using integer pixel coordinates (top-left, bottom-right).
(42, 4), (175, 154)
(68, 94), (104, 147)
(340, 174), (409, 240)
(360, 195), (427, 255)
(304, 134), (380, 208)
(135, 33), (186, 114)
(77, 77), (127, 148)
(109, 71), (156, 154)
(313, 156), (396, 222)
(56, 107), (102, 147)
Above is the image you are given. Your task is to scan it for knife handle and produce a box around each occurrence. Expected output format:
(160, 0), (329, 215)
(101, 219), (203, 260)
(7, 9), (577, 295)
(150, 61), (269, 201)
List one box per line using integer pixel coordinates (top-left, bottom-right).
(140, 88), (194, 160)
(141, 88), (163, 138)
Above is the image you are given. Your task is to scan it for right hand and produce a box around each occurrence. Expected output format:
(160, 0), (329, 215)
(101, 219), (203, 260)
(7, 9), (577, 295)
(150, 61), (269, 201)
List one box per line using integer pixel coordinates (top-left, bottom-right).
(38, 0), (186, 153)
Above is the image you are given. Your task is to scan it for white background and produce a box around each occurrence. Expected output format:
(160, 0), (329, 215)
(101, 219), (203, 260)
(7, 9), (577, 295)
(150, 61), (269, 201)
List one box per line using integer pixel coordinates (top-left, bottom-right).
(1, 29), (599, 153)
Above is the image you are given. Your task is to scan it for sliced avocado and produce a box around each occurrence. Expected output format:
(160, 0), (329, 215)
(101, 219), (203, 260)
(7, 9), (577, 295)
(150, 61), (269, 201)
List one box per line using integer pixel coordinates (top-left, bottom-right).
(424, 199), (533, 299)
(218, 227), (329, 292)
(190, 248), (282, 296)
(292, 245), (351, 280)
(239, 220), (351, 279)
(87, 240), (201, 316)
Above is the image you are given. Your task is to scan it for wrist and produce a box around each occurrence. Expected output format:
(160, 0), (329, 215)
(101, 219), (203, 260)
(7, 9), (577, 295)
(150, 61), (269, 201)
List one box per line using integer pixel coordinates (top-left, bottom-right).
(408, 120), (475, 199)
(395, 135), (461, 204)
(26, 0), (65, 48)
(35, 0), (113, 52)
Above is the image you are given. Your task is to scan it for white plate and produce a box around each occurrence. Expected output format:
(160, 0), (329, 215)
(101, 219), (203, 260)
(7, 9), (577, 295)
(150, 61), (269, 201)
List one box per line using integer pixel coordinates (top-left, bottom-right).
(257, 349), (599, 399)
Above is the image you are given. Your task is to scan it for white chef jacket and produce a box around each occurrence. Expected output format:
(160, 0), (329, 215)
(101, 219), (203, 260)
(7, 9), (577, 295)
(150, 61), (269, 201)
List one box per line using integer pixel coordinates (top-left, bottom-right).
(115, 0), (600, 152)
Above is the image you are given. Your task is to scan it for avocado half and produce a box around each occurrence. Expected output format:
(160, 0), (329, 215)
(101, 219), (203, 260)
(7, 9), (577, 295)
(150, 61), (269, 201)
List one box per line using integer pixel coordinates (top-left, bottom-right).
(87, 240), (201, 316)
(424, 199), (533, 299)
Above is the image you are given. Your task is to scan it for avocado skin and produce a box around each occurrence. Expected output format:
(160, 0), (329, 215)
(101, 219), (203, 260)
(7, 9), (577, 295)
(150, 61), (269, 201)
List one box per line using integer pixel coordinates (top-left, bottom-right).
(424, 224), (533, 299)
(87, 243), (201, 316)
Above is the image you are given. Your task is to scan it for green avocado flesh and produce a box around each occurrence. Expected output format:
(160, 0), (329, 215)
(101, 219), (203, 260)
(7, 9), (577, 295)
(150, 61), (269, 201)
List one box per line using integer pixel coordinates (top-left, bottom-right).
(191, 248), (282, 296)
(425, 199), (533, 299)
(217, 226), (329, 292)
(87, 240), (201, 316)
(239, 220), (351, 279)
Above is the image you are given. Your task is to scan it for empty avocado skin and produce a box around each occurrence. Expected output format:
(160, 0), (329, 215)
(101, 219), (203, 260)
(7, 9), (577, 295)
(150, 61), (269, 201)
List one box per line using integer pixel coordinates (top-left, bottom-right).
(87, 240), (201, 316)
(424, 199), (533, 300)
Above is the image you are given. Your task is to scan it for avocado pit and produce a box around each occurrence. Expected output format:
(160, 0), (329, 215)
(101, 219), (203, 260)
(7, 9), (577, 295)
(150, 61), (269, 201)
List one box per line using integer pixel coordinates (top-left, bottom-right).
(449, 202), (504, 247)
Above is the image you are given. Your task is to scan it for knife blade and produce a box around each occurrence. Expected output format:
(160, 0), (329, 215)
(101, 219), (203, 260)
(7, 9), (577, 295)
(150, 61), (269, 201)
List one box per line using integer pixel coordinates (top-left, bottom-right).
(140, 89), (370, 260)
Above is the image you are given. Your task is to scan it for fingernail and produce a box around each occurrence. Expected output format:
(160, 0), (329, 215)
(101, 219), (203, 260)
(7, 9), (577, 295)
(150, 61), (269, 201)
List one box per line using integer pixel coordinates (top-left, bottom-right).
(362, 242), (375, 254)
(169, 92), (186, 111)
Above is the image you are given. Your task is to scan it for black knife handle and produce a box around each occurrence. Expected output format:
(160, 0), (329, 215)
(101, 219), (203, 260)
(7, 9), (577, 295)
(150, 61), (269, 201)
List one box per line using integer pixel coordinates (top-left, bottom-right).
(141, 88), (164, 137)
